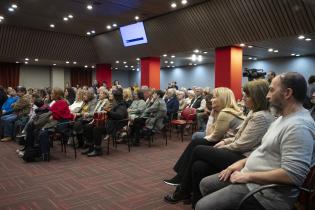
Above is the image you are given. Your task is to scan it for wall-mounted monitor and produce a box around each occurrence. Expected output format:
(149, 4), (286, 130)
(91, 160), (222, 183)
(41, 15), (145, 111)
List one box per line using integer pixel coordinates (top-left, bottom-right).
(120, 22), (148, 47)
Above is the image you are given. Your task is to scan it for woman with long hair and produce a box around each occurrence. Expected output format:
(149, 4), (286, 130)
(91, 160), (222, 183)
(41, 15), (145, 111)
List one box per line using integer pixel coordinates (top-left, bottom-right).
(164, 87), (244, 186)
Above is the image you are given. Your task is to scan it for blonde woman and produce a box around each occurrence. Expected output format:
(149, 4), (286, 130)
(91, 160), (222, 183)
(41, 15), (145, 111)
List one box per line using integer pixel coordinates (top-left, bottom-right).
(69, 89), (84, 113)
(123, 88), (133, 108)
(164, 87), (244, 186)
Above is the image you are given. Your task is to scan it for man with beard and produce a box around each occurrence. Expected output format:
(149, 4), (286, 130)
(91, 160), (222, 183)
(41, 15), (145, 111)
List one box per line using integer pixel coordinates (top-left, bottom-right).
(196, 72), (315, 210)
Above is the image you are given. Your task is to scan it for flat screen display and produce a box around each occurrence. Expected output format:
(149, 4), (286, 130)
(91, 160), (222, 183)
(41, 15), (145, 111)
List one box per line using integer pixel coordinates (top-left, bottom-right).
(120, 22), (148, 47)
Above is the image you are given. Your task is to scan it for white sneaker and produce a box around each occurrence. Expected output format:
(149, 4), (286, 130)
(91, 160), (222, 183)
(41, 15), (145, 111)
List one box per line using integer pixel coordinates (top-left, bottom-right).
(18, 151), (25, 157)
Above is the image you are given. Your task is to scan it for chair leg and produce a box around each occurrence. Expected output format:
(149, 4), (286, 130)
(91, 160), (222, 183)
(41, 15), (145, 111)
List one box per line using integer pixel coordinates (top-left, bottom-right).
(72, 135), (77, 159)
(165, 129), (168, 146)
(180, 126), (184, 142)
(107, 137), (110, 155)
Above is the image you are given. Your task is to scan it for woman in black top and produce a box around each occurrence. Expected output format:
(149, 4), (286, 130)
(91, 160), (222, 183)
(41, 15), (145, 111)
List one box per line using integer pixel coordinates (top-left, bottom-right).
(83, 89), (128, 157)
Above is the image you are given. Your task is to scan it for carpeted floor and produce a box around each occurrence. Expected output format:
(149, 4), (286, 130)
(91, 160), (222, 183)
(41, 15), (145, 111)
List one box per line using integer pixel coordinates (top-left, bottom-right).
(0, 134), (193, 210)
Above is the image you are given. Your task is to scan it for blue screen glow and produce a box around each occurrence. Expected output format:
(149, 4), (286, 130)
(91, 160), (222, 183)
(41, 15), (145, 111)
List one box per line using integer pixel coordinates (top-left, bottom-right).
(120, 22), (148, 47)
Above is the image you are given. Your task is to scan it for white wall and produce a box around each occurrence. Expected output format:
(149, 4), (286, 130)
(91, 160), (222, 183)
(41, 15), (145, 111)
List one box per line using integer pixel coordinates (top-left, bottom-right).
(19, 65), (51, 88)
(51, 67), (65, 89)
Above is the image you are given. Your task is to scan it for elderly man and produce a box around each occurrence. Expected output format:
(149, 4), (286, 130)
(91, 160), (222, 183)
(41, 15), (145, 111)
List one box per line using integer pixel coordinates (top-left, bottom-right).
(196, 72), (315, 210)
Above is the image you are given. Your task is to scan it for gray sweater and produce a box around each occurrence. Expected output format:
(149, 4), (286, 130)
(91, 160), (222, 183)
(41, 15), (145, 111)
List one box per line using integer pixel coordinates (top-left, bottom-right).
(242, 108), (315, 210)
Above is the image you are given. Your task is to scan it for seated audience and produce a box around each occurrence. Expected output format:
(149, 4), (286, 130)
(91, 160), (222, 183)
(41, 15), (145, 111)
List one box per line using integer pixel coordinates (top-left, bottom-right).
(163, 87), (244, 186)
(130, 90), (167, 146)
(164, 79), (274, 207)
(69, 89), (84, 113)
(65, 87), (76, 105)
(128, 91), (146, 121)
(196, 72), (315, 210)
(73, 90), (97, 148)
(123, 88), (133, 108)
(1, 87), (18, 116)
(1, 86), (30, 141)
(165, 88), (179, 121)
(83, 89), (128, 156)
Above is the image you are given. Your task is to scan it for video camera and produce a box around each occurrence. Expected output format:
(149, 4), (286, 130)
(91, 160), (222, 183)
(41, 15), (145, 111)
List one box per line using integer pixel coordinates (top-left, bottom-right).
(243, 68), (267, 81)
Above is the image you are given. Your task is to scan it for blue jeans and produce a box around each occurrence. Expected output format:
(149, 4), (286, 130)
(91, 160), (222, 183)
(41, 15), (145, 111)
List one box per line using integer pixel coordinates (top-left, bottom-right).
(191, 131), (206, 141)
(1, 114), (17, 137)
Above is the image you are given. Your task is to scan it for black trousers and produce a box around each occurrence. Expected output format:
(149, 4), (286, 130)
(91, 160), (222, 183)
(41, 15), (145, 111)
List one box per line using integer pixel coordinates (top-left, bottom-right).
(181, 145), (245, 206)
(130, 118), (146, 142)
(173, 138), (215, 176)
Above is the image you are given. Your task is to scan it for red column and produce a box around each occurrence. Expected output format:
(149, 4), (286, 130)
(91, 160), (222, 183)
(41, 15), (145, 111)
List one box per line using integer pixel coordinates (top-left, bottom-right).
(140, 57), (160, 89)
(215, 46), (243, 100)
(96, 64), (112, 88)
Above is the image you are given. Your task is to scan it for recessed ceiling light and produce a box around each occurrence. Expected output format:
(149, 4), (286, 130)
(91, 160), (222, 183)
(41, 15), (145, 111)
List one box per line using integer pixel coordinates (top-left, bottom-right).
(181, 0), (188, 5)
(298, 35), (305, 40)
(53, 64), (56, 66)
(115, 61), (119, 64)
(68, 14), (73, 19)
(112, 23), (117, 27)
(16, 61), (19, 63)
(203, 51), (208, 54)
(191, 54), (197, 61)
(63, 17), (68, 21)
(24, 62), (28, 64)
(8, 8), (14, 12)
(189, 63), (192, 66)
(35, 58), (39, 62)
(136, 58), (140, 61)
(171, 55), (176, 58)
(171, 3), (177, 8)
(135, 16), (139, 20)
(305, 38), (312, 41)
(170, 61), (174, 64)
(296, 54), (300, 57)
(11, 4), (18, 9)
(84, 65), (88, 68)
(253, 58), (257, 60)
(268, 48), (274, 52)
(131, 65), (134, 68)
(164, 61), (168, 64)
(106, 25), (112, 30)
(73, 61), (77, 64)
(193, 64), (197, 66)
(0, 16), (4, 20)
(91, 30), (95, 34)
(240, 43), (246, 47)
(291, 53), (296, 56)
(87, 4), (93, 10)
(194, 49), (199, 53)
(248, 45), (253, 48)
(197, 55), (203, 62)
(50, 24), (55, 28)
(92, 65), (95, 68)
(163, 54), (167, 57)
(248, 57), (253, 60)
(125, 65), (128, 68)
(25, 58), (29, 61)
(274, 49), (279, 53)
(115, 67), (118, 70)
(66, 61), (69, 64)
(86, 32), (91, 35)
(123, 61), (127, 64)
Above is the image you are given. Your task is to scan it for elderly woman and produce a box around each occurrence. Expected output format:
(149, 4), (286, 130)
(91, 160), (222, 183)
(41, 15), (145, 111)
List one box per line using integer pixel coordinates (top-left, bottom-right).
(165, 88), (179, 121)
(69, 89), (84, 113)
(130, 90), (167, 146)
(128, 91), (146, 121)
(164, 80), (274, 207)
(73, 90), (97, 148)
(123, 88), (133, 108)
(163, 87), (244, 186)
